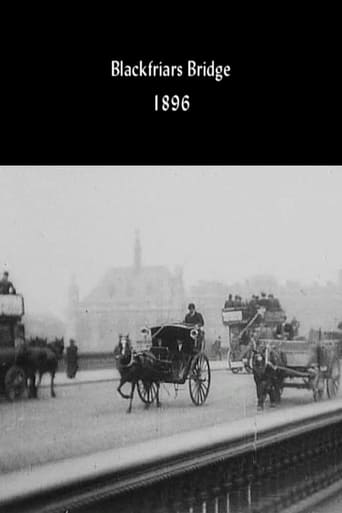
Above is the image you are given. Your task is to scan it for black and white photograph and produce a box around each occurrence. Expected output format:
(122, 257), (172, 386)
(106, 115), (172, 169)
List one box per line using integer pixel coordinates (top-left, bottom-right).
(1, 12), (342, 511)
(1, 166), (342, 512)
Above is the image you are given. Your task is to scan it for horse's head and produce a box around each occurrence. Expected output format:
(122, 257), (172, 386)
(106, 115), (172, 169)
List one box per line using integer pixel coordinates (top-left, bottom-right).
(252, 342), (284, 376)
(48, 337), (65, 358)
(252, 343), (268, 375)
(114, 334), (132, 365)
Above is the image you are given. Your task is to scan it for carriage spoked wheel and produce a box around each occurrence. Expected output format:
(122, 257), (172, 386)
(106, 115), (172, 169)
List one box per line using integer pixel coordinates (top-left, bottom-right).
(137, 380), (158, 404)
(327, 358), (341, 399)
(189, 353), (211, 406)
(5, 365), (26, 402)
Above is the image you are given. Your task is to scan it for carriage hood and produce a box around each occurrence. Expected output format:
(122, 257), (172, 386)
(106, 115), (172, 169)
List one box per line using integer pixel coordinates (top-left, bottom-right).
(145, 323), (201, 342)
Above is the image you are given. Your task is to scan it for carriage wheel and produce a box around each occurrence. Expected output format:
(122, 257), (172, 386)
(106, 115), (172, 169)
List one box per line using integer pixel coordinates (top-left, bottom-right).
(327, 358), (341, 399)
(5, 366), (26, 402)
(189, 353), (211, 406)
(137, 380), (158, 404)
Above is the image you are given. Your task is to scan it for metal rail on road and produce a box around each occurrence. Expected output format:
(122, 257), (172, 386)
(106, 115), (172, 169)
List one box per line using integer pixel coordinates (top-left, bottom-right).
(2, 400), (342, 513)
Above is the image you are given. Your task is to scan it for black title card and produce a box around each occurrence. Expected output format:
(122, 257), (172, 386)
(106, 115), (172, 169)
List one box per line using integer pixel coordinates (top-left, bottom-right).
(1, 21), (341, 165)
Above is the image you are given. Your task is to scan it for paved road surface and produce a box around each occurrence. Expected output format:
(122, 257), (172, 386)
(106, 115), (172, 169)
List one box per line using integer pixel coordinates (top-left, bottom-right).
(0, 369), (341, 474)
(39, 360), (226, 387)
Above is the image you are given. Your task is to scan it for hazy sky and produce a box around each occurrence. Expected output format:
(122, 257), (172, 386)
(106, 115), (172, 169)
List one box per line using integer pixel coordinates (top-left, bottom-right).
(1, 166), (341, 317)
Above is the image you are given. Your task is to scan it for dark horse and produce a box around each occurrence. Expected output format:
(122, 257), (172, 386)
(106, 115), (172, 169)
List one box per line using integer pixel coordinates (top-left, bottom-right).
(252, 343), (286, 410)
(114, 335), (161, 413)
(18, 337), (65, 398)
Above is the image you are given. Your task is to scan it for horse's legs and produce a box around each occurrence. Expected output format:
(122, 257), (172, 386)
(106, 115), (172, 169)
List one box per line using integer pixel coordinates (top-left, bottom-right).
(28, 374), (38, 399)
(37, 372), (43, 387)
(156, 382), (161, 408)
(127, 381), (136, 413)
(269, 380), (278, 407)
(117, 379), (131, 399)
(50, 371), (56, 398)
(255, 378), (265, 410)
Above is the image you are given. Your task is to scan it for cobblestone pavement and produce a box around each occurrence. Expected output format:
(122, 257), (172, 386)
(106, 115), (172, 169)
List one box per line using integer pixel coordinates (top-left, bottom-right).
(0, 369), (340, 474)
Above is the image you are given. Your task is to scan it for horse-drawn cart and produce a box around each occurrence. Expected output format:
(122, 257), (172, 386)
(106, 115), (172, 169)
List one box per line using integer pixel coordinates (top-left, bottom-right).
(0, 294), (27, 401)
(257, 336), (341, 404)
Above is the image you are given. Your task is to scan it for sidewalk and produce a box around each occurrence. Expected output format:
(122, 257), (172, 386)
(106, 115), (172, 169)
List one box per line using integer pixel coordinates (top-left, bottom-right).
(41, 360), (227, 387)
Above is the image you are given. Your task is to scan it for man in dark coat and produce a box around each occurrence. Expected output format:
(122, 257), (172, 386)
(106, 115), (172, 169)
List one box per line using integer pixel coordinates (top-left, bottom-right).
(184, 303), (204, 327)
(66, 339), (78, 378)
(213, 336), (222, 360)
(0, 271), (16, 294)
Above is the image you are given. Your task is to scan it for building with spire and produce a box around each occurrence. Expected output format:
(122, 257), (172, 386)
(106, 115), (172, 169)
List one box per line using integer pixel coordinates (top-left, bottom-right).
(70, 233), (185, 351)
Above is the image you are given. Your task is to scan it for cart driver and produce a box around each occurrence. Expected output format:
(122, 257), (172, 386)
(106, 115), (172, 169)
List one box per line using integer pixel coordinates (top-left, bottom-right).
(0, 271), (16, 294)
(184, 303), (204, 327)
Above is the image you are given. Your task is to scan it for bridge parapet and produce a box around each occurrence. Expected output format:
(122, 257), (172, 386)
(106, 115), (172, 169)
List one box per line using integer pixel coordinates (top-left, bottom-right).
(2, 399), (342, 512)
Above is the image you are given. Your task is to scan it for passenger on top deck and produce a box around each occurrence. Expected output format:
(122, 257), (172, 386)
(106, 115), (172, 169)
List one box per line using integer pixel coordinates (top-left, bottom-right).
(267, 294), (281, 311)
(235, 295), (243, 307)
(224, 294), (233, 308)
(291, 317), (300, 337)
(283, 322), (295, 340)
(267, 294), (275, 310)
(258, 292), (269, 308)
(0, 271), (16, 294)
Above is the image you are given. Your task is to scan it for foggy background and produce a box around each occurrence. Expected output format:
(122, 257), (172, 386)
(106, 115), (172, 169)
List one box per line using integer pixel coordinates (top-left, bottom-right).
(1, 166), (341, 322)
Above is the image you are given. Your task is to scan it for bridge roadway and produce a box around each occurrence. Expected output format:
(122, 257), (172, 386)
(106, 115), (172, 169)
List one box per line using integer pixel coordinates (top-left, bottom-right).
(1, 366), (341, 474)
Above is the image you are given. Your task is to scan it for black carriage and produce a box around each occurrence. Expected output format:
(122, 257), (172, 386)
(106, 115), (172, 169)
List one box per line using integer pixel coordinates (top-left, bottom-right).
(137, 323), (211, 406)
(0, 294), (27, 401)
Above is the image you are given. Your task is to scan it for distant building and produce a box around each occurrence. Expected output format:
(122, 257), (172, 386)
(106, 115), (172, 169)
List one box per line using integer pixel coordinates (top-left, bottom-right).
(67, 246), (342, 352)
(68, 233), (185, 352)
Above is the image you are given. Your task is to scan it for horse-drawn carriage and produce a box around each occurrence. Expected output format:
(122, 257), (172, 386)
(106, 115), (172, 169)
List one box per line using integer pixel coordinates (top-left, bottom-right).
(115, 323), (211, 412)
(0, 294), (27, 401)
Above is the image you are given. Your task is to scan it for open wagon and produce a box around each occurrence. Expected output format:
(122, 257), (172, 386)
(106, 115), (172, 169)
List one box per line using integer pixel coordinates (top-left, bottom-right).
(137, 323), (211, 406)
(0, 294), (27, 401)
(260, 336), (341, 402)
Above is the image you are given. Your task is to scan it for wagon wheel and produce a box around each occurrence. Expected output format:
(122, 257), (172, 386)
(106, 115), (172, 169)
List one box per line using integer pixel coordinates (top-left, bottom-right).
(189, 353), (211, 406)
(327, 358), (341, 399)
(5, 365), (26, 402)
(137, 380), (158, 404)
